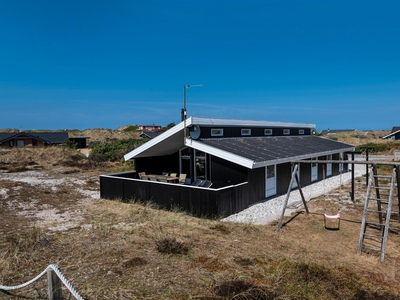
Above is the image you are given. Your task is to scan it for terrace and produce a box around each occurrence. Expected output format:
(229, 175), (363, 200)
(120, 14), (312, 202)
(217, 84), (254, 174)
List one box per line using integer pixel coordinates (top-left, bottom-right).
(100, 171), (250, 218)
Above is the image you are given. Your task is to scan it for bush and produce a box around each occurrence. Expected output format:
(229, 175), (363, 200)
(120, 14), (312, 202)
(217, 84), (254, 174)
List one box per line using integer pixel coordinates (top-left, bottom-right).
(355, 143), (389, 153)
(89, 139), (146, 162)
(123, 125), (138, 132)
(155, 237), (189, 255)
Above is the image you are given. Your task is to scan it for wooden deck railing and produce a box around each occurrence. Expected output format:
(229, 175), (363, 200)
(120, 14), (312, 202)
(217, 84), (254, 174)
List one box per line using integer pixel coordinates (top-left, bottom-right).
(100, 172), (250, 218)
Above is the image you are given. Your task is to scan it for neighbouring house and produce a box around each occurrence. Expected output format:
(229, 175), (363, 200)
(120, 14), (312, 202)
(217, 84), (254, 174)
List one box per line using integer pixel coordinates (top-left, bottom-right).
(139, 131), (164, 139)
(319, 129), (356, 135)
(382, 127), (400, 140)
(100, 117), (355, 218)
(0, 131), (69, 148)
(137, 124), (163, 131)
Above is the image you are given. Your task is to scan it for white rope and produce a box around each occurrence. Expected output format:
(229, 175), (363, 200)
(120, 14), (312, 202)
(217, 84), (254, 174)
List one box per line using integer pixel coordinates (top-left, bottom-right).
(0, 264), (84, 300)
(0, 269), (47, 291)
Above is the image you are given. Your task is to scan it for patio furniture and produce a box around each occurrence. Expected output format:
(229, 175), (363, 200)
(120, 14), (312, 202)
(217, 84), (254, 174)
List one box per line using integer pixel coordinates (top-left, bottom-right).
(138, 172), (146, 179)
(157, 177), (168, 183)
(191, 179), (202, 186)
(170, 173), (177, 177)
(148, 175), (157, 181)
(178, 173), (187, 184)
(199, 180), (213, 188)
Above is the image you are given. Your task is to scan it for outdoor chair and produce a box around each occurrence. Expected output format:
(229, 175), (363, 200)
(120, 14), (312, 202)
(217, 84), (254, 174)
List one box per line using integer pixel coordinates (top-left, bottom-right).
(191, 179), (202, 186)
(178, 173), (187, 184)
(200, 180), (213, 188)
(138, 172), (146, 179)
(157, 177), (168, 183)
(162, 172), (169, 176)
(170, 173), (177, 177)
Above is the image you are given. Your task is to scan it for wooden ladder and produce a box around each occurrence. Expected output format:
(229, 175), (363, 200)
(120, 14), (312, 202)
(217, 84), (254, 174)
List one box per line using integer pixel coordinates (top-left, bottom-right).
(357, 165), (399, 262)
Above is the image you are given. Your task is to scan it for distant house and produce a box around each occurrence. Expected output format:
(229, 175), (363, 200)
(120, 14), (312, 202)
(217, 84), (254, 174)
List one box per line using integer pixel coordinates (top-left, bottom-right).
(139, 131), (163, 139)
(382, 127), (400, 140)
(100, 117), (354, 217)
(319, 129), (356, 135)
(137, 124), (163, 131)
(0, 131), (69, 148)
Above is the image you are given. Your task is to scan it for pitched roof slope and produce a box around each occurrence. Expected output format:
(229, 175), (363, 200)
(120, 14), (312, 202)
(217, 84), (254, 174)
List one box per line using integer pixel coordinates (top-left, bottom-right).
(391, 127), (400, 133)
(196, 136), (354, 168)
(383, 127), (400, 139)
(0, 132), (68, 144)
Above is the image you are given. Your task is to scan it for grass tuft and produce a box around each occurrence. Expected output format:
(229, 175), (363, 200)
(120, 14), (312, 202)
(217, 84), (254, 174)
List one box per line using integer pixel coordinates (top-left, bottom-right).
(156, 237), (189, 255)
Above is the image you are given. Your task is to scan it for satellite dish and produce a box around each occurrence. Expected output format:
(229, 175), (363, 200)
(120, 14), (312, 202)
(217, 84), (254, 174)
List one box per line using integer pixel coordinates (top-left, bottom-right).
(189, 124), (201, 139)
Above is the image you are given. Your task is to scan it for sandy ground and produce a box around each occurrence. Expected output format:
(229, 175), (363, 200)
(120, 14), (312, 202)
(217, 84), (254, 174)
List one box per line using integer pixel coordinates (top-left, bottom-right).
(0, 169), (100, 232)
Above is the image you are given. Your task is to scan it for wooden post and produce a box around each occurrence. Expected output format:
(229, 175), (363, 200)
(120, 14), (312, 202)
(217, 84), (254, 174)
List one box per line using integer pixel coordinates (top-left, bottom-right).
(276, 164), (298, 232)
(396, 166), (400, 221)
(295, 173), (309, 214)
(47, 268), (62, 300)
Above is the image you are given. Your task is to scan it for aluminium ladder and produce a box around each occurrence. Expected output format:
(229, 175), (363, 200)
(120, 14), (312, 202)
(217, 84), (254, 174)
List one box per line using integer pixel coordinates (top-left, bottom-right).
(357, 165), (399, 262)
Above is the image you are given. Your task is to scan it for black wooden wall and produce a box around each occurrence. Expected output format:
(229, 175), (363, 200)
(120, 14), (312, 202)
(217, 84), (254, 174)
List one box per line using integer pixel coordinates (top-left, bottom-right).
(135, 153), (180, 176)
(210, 156), (247, 188)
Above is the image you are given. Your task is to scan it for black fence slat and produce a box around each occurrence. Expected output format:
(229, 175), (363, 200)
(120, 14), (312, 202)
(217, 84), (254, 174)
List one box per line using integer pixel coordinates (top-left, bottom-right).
(100, 173), (251, 218)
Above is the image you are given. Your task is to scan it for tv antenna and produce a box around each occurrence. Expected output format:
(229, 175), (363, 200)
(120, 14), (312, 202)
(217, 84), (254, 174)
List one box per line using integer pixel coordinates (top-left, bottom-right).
(182, 84), (202, 143)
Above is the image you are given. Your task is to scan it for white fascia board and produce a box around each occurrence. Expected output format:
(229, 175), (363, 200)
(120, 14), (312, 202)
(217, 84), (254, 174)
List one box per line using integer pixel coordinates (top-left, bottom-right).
(252, 147), (355, 168)
(124, 120), (187, 161)
(190, 116), (315, 129)
(185, 138), (255, 169)
(382, 129), (400, 139)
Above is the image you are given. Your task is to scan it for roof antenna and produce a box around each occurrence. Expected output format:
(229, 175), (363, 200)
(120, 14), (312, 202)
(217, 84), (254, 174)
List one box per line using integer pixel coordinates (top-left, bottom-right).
(182, 84), (202, 143)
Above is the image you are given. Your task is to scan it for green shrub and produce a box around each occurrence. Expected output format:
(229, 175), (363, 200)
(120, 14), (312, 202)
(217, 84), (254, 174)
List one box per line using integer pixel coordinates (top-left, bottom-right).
(123, 125), (138, 132)
(355, 143), (389, 153)
(89, 139), (146, 162)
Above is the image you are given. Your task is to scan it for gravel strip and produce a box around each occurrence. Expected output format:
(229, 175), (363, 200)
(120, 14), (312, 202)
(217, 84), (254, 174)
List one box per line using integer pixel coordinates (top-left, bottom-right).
(222, 164), (366, 225)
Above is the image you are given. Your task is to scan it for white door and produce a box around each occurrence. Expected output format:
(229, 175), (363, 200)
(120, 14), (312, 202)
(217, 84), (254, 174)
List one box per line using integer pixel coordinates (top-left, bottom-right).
(326, 155), (332, 177)
(292, 164), (300, 189)
(266, 165), (276, 198)
(311, 158), (318, 182)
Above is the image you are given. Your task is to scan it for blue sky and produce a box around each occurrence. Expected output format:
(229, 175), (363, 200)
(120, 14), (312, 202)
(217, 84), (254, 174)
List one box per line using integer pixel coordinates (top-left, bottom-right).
(1, 1), (399, 130)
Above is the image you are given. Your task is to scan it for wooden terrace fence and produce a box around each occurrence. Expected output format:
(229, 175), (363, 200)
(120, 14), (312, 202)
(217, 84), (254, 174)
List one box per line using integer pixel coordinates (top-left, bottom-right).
(100, 172), (250, 218)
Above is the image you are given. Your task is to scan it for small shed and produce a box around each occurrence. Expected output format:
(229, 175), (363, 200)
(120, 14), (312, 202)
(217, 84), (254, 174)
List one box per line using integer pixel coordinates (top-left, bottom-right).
(69, 136), (90, 148)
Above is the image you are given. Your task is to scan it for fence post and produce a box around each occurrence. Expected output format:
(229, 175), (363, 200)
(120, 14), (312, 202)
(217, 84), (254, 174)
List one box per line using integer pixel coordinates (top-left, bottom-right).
(47, 268), (62, 300)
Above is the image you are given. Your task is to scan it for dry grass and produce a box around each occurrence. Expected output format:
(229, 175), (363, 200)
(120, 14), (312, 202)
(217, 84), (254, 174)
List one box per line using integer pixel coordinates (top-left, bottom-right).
(322, 130), (400, 155)
(1, 134), (400, 299)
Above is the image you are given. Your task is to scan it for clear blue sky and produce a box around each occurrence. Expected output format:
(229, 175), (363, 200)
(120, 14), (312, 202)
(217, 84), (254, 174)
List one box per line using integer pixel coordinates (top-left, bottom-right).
(1, 1), (399, 131)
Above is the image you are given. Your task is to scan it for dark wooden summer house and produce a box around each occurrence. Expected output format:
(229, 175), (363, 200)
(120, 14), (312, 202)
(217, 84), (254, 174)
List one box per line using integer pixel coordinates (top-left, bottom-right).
(100, 117), (354, 217)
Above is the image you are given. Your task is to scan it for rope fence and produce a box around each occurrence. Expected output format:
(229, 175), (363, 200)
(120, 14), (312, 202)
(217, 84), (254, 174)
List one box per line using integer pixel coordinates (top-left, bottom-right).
(0, 264), (84, 300)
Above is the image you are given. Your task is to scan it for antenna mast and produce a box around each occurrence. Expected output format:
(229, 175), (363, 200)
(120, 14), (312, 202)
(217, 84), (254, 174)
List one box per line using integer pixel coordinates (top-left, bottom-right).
(182, 84), (202, 144)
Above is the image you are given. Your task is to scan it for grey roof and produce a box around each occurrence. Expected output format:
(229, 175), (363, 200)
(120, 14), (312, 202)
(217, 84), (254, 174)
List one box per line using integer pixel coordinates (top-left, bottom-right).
(319, 129), (356, 135)
(0, 133), (16, 141)
(124, 117), (353, 168)
(0, 132), (68, 144)
(383, 127), (400, 139)
(139, 131), (163, 139)
(199, 136), (354, 166)
(391, 126), (400, 133)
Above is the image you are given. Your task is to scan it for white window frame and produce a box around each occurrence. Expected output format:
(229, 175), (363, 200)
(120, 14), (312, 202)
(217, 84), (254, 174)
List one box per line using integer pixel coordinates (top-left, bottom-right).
(241, 129), (251, 136)
(211, 128), (223, 136)
(299, 129), (304, 135)
(283, 129), (290, 135)
(264, 129), (273, 135)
